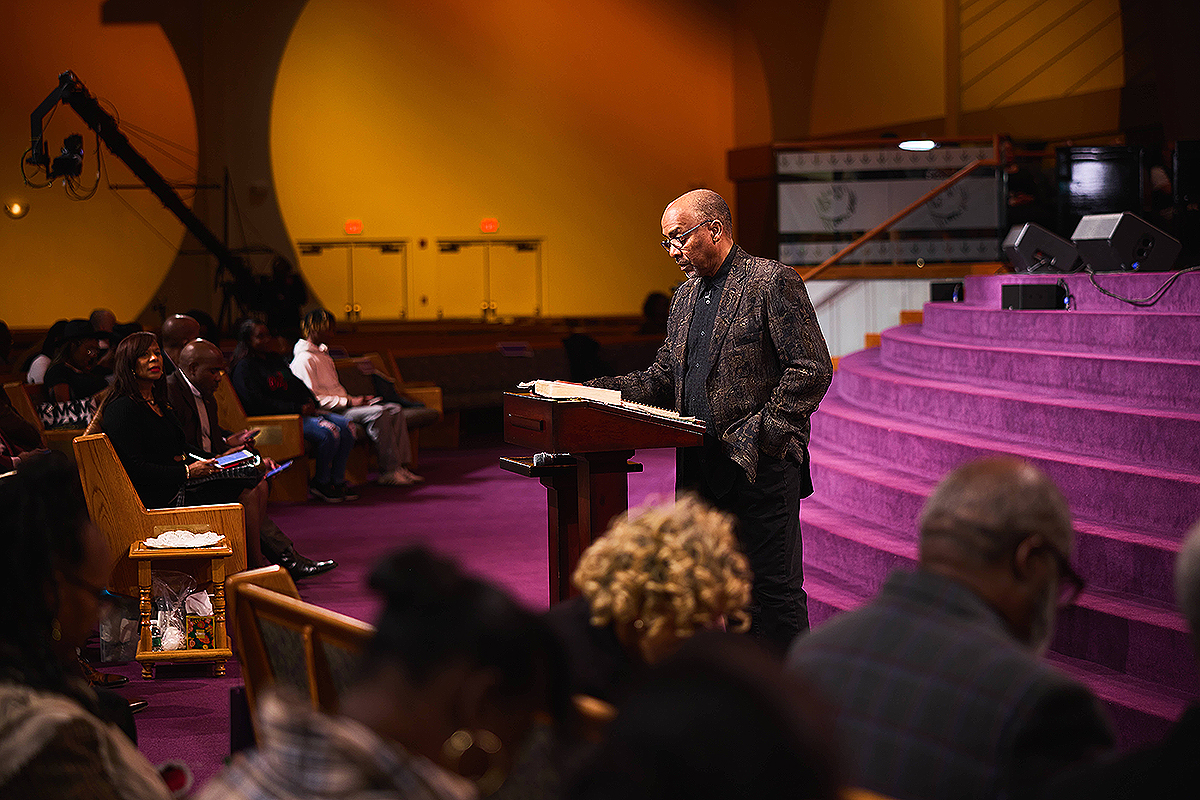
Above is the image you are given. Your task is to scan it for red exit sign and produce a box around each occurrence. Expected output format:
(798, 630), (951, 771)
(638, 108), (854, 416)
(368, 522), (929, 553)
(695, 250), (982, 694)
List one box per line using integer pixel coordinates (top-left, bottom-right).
(344, 219), (363, 235)
(480, 218), (499, 233)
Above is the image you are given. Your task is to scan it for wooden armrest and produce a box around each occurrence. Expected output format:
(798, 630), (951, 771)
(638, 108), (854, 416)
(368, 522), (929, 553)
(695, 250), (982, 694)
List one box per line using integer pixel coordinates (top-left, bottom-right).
(400, 386), (443, 415)
(244, 414), (305, 459)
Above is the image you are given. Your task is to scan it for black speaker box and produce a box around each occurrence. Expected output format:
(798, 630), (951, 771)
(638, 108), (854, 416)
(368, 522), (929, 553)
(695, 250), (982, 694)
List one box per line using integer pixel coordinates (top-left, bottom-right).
(1001, 283), (1066, 310)
(930, 281), (964, 302)
(1002, 223), (1080, 273)
(1071, 212), (1182, 272)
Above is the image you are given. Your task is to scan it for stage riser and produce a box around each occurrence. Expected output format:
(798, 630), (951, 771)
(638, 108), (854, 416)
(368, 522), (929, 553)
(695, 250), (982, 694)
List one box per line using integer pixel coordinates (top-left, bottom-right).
(832, 350), (1200, 474)
(921, 304), (1200, 360)
(959, 273), (1200, 313)
(880, 327), (1200, 413)
(812, 401), (1200, 537)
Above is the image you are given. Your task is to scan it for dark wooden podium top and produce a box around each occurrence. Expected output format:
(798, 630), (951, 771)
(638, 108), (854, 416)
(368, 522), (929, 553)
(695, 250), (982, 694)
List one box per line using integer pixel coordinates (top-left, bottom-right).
(503, 392), (704, 453)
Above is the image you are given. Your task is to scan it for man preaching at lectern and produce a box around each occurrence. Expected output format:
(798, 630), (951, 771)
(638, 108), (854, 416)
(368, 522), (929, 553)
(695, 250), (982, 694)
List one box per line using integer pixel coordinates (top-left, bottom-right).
(588, 189), (833, 650)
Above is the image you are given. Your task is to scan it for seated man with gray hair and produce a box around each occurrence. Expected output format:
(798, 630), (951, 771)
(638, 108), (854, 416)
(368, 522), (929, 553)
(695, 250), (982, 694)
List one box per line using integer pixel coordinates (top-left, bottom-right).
(787, 457), (1114, 800)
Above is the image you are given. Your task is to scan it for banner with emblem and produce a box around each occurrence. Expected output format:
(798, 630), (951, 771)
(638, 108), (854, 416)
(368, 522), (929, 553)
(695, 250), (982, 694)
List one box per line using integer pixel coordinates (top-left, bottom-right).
(778, 177), (999, 234)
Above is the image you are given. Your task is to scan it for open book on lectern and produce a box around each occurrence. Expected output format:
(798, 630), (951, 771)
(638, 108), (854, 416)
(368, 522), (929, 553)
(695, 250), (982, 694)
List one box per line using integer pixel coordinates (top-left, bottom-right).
(517, 379), (698, 424)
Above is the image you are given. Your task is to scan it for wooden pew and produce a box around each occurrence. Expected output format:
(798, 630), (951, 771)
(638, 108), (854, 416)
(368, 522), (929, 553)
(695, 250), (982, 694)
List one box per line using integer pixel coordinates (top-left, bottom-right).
(213, 380), (309, 502)
(72, 433), (248, 598)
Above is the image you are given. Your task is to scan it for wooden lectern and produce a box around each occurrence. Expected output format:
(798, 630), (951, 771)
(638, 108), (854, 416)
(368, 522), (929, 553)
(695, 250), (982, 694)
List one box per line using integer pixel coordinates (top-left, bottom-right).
(501, 392), (704, 603)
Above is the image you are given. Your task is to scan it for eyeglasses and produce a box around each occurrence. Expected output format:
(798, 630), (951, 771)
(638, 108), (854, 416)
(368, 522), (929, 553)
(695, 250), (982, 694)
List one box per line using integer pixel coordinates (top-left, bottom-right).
(1042, 542), (1086, 606)
(660, 219), (714, 252)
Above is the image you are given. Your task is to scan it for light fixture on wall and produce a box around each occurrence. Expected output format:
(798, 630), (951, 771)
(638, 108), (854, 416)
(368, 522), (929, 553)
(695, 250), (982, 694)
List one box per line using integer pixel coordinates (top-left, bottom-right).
(3, 200), (29, 219)
(899, 139), (937, 152)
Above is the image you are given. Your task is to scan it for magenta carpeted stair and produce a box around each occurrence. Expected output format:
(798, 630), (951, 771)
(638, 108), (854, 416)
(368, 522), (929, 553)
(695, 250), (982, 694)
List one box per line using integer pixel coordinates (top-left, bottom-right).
(805, 270), (1200, 748)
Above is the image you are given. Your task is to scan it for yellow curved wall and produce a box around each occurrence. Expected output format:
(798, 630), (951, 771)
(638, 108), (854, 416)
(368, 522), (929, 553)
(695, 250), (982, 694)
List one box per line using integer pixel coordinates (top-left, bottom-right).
(809, 0), (1124, 137)
(271, 0), (736, 318)
(0, 2), (198, 328)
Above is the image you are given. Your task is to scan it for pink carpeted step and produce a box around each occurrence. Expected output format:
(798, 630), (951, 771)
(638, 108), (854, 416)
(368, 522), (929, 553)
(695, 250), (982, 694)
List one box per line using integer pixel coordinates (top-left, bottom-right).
(813, 393), (1200, 537)
(880, 324), (1200, 412)
(809, 440), (1185, 605)
(802, 562), (869, 628)
(959, 272), (1200, 313)
(801, 499), (1194, 694)
(920, 302), (1200, 360)
(1048, 652), (1193, 749)
(832, 349), (1200, 473)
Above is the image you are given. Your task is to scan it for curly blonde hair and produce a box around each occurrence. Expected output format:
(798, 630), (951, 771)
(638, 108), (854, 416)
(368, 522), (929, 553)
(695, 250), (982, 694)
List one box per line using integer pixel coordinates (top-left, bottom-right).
(573, 495), (752, 648)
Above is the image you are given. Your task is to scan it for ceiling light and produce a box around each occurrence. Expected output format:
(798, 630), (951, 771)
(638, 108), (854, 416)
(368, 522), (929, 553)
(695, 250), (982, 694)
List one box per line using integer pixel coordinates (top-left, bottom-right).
(899, 140), (937, 152)
(4, 201), (29, 219)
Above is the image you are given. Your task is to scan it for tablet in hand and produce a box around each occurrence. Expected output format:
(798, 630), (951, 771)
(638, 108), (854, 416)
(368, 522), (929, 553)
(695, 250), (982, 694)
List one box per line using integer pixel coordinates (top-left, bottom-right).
(214, 451), (256, 469)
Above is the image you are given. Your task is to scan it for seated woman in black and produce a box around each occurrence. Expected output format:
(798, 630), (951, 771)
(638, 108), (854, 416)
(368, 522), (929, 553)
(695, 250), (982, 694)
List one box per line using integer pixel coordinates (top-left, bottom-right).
(96, 331), (262, 566)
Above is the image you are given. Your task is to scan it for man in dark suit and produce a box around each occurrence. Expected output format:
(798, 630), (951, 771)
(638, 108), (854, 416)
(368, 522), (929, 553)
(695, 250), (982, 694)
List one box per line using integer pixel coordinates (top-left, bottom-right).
(1041, 516), (1200, 800)
(787, 458), (1115, 800)
(589, 189), (833, 649)
(167, 339), (336, 579)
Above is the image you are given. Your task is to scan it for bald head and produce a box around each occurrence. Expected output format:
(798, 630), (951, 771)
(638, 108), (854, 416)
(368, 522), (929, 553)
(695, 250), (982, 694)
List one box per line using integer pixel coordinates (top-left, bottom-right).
(661, 189), (735, 279)
(161, 314), (201, 365)
(919, 458), (1073, 567)
(1175, 519), (1200, 648)
(668, 189), (733, 233)
(178, 339), (226, 396)
(89, 308), (116, 333)
(162, 315), (201, 349)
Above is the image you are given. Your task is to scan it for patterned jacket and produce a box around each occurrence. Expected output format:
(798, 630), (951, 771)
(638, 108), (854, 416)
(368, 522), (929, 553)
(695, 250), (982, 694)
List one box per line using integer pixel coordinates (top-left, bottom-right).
(591, 246), (832, 484)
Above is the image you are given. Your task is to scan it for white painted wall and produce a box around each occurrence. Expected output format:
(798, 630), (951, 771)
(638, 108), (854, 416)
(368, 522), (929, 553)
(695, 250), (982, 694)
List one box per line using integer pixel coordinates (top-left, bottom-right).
(809, 279), (935, 358)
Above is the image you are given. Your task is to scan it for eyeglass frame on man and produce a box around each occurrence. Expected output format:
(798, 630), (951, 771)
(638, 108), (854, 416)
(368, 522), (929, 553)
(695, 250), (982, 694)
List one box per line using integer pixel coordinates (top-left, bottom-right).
(961, 521), (1087, 606)
(1040, 540), (1086, 606)
(660, 219), (715, 252)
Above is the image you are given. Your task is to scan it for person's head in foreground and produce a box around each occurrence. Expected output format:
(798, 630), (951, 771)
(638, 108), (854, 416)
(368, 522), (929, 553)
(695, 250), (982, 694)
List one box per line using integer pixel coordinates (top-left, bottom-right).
(566, 631), (842, 800)
(1174, 517), (1200, 657)
(0, 452), (111, 690)
(342, 547), (570, 795)
(918, 456), (1082, 654)
(574, 494), (752, 666)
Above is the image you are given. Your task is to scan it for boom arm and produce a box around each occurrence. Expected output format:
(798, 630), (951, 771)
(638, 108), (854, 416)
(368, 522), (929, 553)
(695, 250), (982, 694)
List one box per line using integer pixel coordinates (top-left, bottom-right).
(28, 70), (251, 286)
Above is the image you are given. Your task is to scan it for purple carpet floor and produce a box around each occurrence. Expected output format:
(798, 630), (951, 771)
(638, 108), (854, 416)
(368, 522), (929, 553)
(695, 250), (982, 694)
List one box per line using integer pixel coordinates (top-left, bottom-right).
(806, 270), (1200, 748)
(97, 442), (678, 787)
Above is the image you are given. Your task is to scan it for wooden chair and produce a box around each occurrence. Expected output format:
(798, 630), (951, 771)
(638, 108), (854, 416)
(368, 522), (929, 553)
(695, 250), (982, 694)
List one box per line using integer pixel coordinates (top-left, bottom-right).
(225, 565), (299, 643)
(384, 350), (459, 449)
(212, 379), (309, 502)
(4, 381), (81, 462)
(72, 433), (248, 598)
(226, 580), (374, 737)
